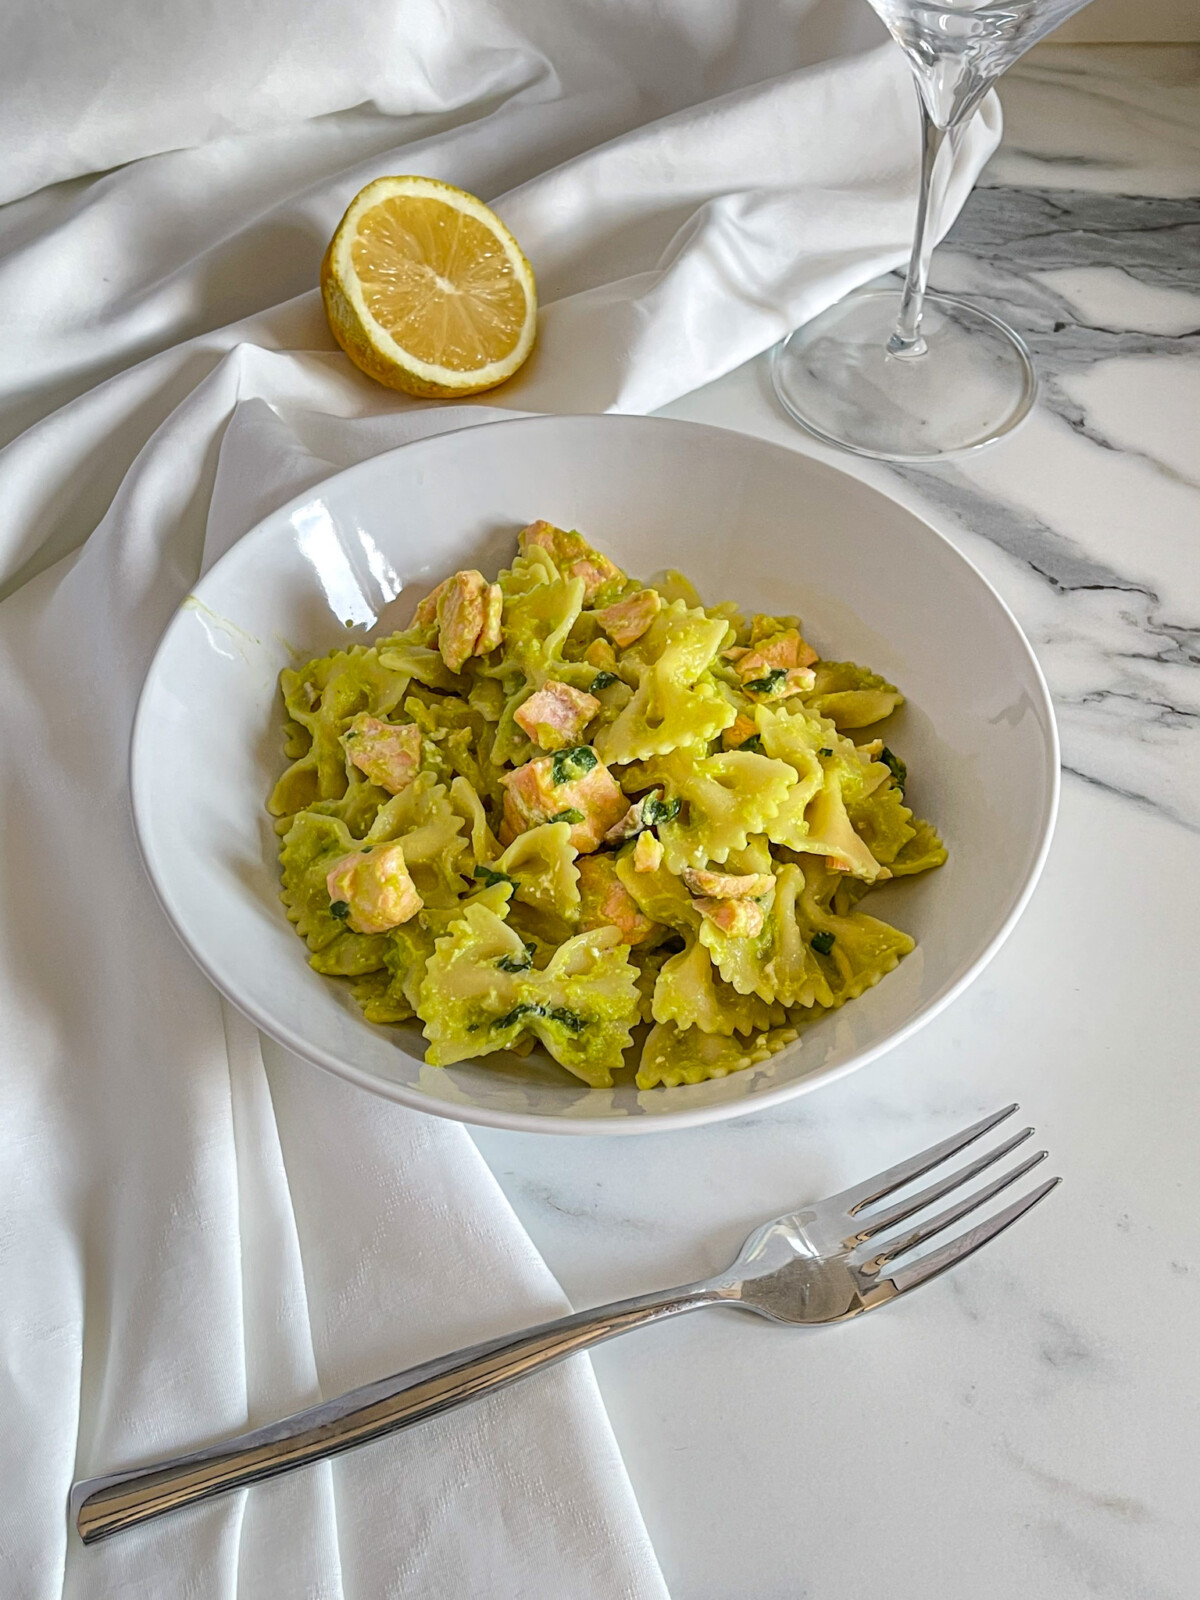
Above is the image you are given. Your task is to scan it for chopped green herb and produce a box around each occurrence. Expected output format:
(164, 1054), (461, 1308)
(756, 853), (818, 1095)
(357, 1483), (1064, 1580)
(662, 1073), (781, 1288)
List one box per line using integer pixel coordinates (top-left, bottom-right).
(496, 951), (533, 973)
(811, 931), (835, 956)
(818, 747), (833, 758)
(343, 730), (358, 740)
(744, 668), (788, 695)
(544, 1005), (587, 1034)
(642, 794), (681, 827)
(492, 1003), (540, 1031)
(551, 745), (598, 786)
(547, 808), (585, 825)
(881, 746), (907, 790)
(489, 1000), (587, 1033)
(739, 734), (765, 754)
(590, 670), (618, 692)
(474, 864), (517, 888)
(329, 900), (350, 920)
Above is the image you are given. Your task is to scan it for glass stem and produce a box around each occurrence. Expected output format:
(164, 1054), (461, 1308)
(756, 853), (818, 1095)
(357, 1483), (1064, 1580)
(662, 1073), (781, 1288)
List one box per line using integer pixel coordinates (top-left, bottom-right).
(888, 96), (948, 360)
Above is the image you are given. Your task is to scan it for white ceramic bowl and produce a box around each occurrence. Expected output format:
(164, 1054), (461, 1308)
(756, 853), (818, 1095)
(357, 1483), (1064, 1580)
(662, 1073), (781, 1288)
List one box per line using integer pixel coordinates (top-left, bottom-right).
(131, 414), (1058, 1134)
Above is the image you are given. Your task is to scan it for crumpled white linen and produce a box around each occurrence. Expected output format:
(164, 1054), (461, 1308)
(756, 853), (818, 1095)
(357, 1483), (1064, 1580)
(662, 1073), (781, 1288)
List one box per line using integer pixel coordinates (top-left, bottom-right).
(0, 4), (1001, 1596)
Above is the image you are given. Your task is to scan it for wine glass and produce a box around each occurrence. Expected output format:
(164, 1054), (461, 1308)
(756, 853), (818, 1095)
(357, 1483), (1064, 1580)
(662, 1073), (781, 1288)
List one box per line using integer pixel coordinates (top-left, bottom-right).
(772, 0), (1094, 461)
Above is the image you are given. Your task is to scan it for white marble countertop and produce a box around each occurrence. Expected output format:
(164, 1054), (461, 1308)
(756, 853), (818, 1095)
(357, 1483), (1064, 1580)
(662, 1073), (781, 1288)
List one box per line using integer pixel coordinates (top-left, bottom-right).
(473, 45), (1200, 1600)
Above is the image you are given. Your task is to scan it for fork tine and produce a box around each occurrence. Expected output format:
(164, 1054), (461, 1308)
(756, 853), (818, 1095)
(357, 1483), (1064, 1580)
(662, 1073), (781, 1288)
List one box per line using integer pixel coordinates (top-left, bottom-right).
(848, 1125), (1035, 1243)
(837, 1105), (1020, 1215)
(886, 1176), (1061, 1295)
(861, 1150), (1048, 1272)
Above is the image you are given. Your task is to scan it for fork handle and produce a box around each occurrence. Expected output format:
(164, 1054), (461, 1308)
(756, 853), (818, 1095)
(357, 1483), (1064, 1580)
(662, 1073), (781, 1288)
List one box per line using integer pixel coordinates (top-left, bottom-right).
(72, 1281), (727, 1543)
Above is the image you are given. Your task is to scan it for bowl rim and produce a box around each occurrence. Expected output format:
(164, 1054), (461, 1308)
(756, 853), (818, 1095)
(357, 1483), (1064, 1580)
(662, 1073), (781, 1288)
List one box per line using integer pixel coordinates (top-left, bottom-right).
(130, 412), (1060, 1135)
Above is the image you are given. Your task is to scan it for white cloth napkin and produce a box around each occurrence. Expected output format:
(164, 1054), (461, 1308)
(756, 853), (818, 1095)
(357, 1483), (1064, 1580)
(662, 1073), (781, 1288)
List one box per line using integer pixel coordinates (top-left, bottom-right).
(0, 4), (1001, 1596)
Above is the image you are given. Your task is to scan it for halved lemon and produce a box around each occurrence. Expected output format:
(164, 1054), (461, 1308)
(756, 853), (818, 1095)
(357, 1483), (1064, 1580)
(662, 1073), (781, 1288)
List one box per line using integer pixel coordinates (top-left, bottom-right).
(321, 176), (537, 398)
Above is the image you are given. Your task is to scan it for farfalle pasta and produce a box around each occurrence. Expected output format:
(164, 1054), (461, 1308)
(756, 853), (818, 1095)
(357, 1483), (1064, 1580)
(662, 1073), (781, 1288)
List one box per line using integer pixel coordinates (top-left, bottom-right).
(268, 521), (946, 1090)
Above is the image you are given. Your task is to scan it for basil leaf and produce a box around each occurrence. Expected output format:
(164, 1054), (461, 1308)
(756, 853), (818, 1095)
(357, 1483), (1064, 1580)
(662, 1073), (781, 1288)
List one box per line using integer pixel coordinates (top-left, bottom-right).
(641, 794), (681, 827)
(544, 1005), (587, 1034)
(811, 931), (835, 956)
(329, 900), (350, 920)
(474, 864), (517, 888)
(590, 670), (618, 692)
(743, 668), (788, 695)
(881, 746), (907, 790)
(551, 745), (598, 786)
(492, 1002), (541, 1030)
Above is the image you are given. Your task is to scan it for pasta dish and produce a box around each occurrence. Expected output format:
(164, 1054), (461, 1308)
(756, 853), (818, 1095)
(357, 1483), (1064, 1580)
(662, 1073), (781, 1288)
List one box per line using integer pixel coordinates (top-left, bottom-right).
(268, 521), (945, 1089)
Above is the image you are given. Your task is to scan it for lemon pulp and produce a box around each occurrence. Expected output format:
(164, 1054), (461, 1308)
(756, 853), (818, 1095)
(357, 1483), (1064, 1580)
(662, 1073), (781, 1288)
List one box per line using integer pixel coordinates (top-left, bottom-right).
(351, 196), (529, 373)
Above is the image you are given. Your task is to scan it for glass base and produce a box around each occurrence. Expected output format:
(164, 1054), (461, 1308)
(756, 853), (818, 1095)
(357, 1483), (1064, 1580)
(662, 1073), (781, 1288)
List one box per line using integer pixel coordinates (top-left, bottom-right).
(771, 288), (1037, 462)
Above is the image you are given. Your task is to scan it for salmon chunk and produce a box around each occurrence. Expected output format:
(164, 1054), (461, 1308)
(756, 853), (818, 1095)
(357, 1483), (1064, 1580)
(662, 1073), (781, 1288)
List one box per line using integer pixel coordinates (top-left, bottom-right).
(518, 521), (624, 603)
(413, 569), (504, 673)
(741, 666), (815, 703)
(513, 680), (601, 751)
(725, 627), (817, 701)
(499, 746), (628, 852)
(682, 867), (773, 900)
(476, 582), (504, 655)
(693, 897), (765, 938)
(325, 843), (422, 935)
(340, 716), (421, 794)
(595, 589), (661, 648)
(721, 713), (759, 751)
(577, 855), (657, 946)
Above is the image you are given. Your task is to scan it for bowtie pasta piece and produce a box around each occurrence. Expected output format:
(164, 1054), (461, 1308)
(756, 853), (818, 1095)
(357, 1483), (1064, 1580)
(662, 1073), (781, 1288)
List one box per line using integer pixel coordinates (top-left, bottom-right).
(636, 1020), (799, 1091)
(888, 816), (948, 877)
(635, 745), (796, 872)
(801, 660), (903, 730)
(651, 937), (782, 1037)
(700, 860), (914, 1010)
(846, 780), (916, 867)
(270, 645), (414, 820)
(485, 819), (581, 920)
(419, 902), (640, 1084)
(448, 776), (503, 871)
(594, 600), (735, 765)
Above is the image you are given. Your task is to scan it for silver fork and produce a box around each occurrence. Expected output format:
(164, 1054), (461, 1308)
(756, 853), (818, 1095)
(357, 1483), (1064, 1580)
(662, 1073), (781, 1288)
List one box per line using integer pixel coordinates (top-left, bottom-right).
(72, 1105), (1057, 1543)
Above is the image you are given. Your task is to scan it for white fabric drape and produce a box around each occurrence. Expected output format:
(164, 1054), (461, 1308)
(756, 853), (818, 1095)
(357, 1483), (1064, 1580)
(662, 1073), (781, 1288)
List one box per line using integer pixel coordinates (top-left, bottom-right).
(0, 3), (1000, 1595)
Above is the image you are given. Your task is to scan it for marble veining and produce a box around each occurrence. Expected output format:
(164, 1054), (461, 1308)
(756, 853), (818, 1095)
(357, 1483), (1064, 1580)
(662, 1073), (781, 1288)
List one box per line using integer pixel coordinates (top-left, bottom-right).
(883, 178), (1200, 829)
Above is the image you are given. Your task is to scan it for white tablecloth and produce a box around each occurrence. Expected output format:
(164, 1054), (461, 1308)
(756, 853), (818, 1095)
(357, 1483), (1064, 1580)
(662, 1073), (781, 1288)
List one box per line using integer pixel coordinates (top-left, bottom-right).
(0, 3), (999, 1594)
